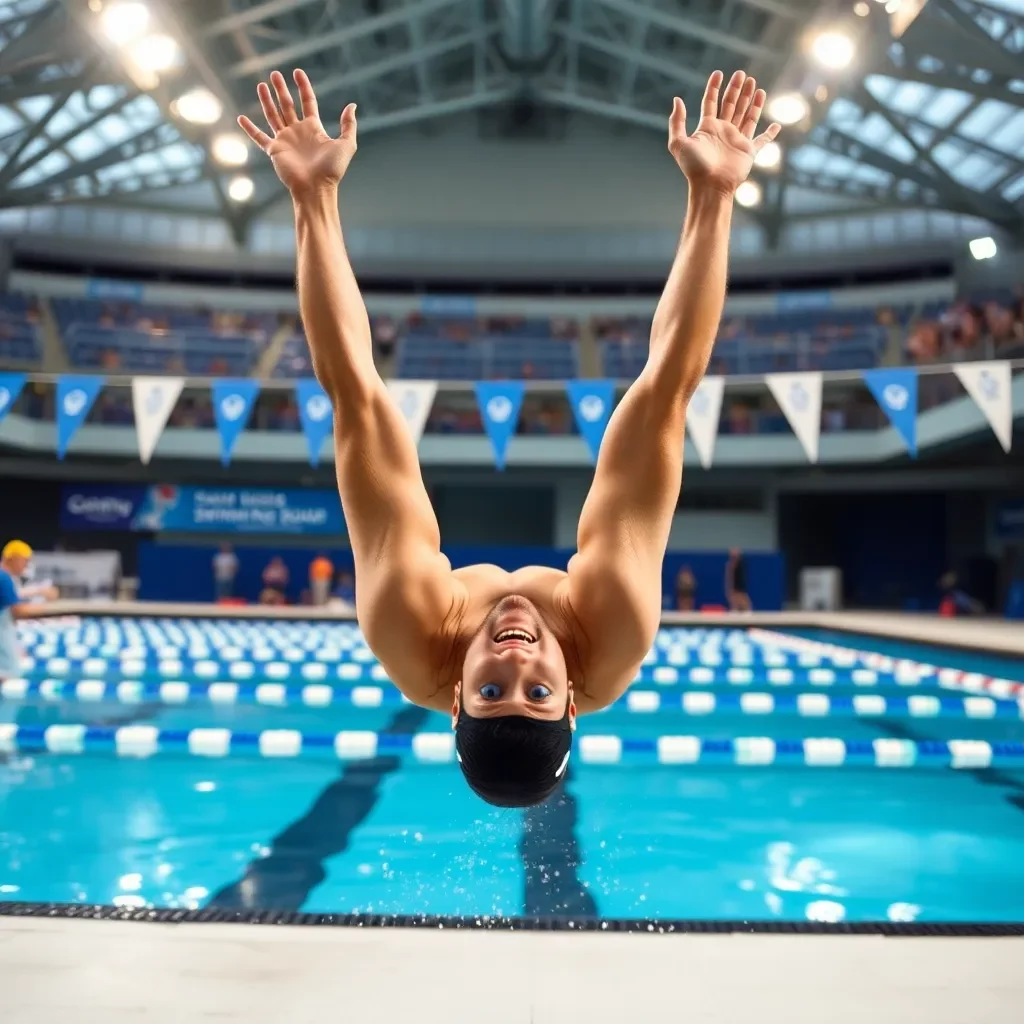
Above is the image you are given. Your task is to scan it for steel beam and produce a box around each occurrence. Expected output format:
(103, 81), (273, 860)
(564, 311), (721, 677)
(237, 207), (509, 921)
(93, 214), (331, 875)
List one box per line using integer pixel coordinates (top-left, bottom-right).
(228, 0), (464, 78)
(591, 0), (781, 63)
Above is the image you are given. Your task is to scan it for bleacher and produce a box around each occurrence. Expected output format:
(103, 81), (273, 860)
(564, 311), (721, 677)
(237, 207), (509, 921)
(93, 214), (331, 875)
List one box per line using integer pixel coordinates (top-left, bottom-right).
(52, 299), (277, 375)
(273, 334), (313, 378)
(396, 317), (579, 380)
(0, 293), (42, 363)
(600, 306), (903, 380)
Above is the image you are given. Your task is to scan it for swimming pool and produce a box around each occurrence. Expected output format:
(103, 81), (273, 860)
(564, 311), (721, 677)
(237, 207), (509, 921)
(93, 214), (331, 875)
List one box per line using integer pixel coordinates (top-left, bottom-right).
(2, 615), (1024, 925)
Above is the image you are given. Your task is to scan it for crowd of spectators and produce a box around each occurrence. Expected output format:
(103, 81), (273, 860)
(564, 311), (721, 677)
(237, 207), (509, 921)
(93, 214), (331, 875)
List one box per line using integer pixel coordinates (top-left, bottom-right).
(906, 291), (1024, 364)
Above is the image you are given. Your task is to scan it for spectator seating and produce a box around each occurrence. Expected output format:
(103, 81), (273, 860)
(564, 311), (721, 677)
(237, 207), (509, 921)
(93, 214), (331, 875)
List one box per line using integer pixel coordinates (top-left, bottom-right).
(53, 298), (278, 375)
(0, 293), (42, 363)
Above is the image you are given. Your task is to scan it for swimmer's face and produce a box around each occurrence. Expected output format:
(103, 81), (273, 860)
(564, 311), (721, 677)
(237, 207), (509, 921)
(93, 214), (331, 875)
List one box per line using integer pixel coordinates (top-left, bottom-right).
(4, 553), (29, 577)
(454, 595), (575, 726)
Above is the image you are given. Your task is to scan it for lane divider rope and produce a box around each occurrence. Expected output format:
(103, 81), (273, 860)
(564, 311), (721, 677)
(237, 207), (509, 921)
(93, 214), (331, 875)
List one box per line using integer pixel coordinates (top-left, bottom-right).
(2, 677), (1020, 720)
(0, 723), (1020, 768)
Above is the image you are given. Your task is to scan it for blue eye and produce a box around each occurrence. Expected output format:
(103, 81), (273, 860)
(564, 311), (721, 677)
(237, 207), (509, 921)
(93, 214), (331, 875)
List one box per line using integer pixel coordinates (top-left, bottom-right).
(480, 683), (501, 699)
(528, 684), (551, 700)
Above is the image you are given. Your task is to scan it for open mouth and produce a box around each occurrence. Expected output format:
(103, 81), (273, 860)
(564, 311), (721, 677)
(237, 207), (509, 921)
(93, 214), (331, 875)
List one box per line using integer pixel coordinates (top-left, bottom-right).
(493, 628), (536, 645)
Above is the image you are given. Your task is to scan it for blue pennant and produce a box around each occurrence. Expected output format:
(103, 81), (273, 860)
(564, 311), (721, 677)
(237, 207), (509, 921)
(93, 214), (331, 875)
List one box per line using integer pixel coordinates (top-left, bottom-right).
(295, 379), (333, 468)
(474, 381), (525, 471)
(212, 379), (261, 467)
(56, 376), (104, 460)
(862, 367), (918, 457)
(565, 379), (616, 463)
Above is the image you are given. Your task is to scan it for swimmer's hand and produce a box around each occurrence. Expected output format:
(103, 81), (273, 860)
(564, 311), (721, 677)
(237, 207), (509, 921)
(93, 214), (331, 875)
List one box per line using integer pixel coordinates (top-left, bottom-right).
(668, 70), (780, 197)
(238, 69), (357, 198)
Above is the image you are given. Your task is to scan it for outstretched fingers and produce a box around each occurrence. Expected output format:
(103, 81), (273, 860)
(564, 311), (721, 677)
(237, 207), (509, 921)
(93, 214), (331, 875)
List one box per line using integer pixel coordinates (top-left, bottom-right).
(270, 70), (298, 125)
(701, 70), (724, 119)
(753, 122), (782, 151)
(718, 70), (746, 123)
(293, 69), (319, 121)
(237, 114), (272, 151)
(740, 87), (766, 138)
(340, 102), (358, 146)
(732, 77), (757, 129)
(256, 80), (284, 134)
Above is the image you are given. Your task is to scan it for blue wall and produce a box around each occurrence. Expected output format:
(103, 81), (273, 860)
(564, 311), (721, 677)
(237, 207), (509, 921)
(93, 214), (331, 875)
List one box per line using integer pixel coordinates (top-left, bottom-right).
(138, 542), (786, 610)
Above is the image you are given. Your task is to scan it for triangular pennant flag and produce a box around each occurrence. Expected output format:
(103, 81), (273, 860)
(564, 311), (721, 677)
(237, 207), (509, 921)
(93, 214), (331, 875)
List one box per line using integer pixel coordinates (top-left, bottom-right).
(212, 378), (260, 466)
(132, 376), (184, 465)
(0, 372), (27, 427)
(295, 379), (333, 467)
(953, 360), (1012, 453)
(386, 379), (438, 446)
(565, 380), (615, 463)
(685, 376), (725, 469)
(56, 375), (104, 460)
(474, 381), (525, 471)
(766, 371), (823, 463)
(862, 367), (918, 457)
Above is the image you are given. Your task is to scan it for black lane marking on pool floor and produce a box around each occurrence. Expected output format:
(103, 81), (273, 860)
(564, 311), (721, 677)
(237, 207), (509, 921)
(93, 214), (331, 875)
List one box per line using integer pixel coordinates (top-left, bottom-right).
(521, 766), (598, 919)
(207, 705), (430, 912)
(3, 902), (1023, 934)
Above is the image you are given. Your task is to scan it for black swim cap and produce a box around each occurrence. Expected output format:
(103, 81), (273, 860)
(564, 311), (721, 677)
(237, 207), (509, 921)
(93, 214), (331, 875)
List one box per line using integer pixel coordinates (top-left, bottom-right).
(455, 704), (572, 808)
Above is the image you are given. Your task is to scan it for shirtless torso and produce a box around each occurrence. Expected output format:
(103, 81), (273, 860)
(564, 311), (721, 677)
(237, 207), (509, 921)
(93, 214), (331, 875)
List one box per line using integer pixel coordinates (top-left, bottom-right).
(239, 66), (780, 801)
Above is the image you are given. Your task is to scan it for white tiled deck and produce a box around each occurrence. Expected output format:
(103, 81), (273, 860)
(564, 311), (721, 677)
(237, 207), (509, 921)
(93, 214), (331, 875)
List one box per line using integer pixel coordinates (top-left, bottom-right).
(1, 917), (1022, 1023)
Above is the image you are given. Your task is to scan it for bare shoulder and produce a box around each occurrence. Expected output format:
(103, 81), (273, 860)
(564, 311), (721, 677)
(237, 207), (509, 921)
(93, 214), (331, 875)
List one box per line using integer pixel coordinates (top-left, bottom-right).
(560, 551), (661, 714)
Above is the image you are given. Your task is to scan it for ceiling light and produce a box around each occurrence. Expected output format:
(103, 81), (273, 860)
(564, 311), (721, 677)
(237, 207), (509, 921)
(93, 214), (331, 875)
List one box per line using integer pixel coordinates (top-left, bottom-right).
(173, 88), (222, 125)
(885, 0), (901, 11)
(969, 236), (997, 261)
(129, 33), (180, 72)
(99, 2), (150, 45)
(811, 29), (856, 69)
(854, 1), (870, 15)
(754, 141), (782, 170)
(735, 181), (762, 208)
(212, 134), (249, 167)
(767, 93), (809, 125)
(228, 175), (254, 202)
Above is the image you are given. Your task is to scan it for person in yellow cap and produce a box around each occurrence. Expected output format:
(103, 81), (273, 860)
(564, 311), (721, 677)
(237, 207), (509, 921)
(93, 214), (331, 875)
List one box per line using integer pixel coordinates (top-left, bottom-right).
(0, 541), (57, 680)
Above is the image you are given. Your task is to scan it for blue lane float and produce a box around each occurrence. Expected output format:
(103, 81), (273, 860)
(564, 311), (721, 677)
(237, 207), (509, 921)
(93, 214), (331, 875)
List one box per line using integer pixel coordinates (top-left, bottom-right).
(2, 723), (1022, 768)
(3, 677), (1022, 721)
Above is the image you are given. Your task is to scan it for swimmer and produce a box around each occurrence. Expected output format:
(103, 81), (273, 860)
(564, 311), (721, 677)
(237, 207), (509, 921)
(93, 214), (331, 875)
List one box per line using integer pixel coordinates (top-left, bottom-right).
(0, 541), (58, 681)
(240, 68), (779, 806)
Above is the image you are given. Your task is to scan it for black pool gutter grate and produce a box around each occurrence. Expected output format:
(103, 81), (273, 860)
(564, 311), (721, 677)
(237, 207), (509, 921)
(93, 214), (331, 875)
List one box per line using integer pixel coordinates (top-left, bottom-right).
(1, 902), (1023, 935)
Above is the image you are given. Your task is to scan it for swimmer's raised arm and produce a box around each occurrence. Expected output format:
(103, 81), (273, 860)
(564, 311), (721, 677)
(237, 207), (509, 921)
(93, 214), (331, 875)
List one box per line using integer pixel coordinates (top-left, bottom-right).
(240, 71), (456, 696)
(564, 71), (779, 709)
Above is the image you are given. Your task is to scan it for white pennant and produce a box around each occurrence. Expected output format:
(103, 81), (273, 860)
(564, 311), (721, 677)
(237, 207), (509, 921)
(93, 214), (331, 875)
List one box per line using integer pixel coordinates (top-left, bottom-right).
(131, 376), (184, 465)
(386, 379), (438, 445)
(766, 371), (823, 463)
(953, 360), (1012, 453)
(685, 376), (725, 469)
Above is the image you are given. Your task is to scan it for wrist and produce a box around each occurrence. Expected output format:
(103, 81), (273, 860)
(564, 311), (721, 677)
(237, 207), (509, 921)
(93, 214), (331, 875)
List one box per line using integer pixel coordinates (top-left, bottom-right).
(291, 183), (340, 212)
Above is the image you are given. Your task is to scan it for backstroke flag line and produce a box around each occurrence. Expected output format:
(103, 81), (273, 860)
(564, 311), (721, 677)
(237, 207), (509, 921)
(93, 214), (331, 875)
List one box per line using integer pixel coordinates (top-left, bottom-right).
(0, 372), (27, 428)
(565, 379), (615, 463)
(56, 375), (105, 461)
(295, 378), (333, 467)
(685, 375), (725, 469)
(475, 380), (525, 471)
(386, 379), (438, 447)
(132, 376), (184, 465)
(862, 367), (918, 457)
(212, 378), (261, 467)
(766, 371), (823, 463)
(953, 360), (1013, 454)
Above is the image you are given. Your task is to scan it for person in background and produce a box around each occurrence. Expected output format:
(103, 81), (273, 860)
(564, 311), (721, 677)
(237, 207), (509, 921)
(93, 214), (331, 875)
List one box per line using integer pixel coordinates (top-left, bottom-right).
(674, 566), (697, 611)
(259, 585), (287, 607)
(309, 552), (334, 606)
(938, 570), (984, 616)
(0, 541), (58, 681)
(212, 543), (239, 601)
(726, 548), (751, 611)
(330, 569), (356, 610)
(262, 556), (289, 602)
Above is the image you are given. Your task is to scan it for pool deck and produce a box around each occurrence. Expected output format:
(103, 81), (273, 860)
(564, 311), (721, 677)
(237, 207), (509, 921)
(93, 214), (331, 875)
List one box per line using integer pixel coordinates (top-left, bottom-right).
(38, 601), (1024, 657)
(1, 917), (1021, 1023)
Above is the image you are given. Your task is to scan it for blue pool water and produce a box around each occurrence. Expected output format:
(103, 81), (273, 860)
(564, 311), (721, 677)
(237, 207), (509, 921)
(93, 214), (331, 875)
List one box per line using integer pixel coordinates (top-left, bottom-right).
(2, 616), (1024, 924)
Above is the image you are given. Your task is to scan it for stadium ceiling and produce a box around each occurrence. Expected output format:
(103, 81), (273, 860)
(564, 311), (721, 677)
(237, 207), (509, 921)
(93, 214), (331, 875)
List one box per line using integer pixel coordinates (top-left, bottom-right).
(0, 0), (1021, 244)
